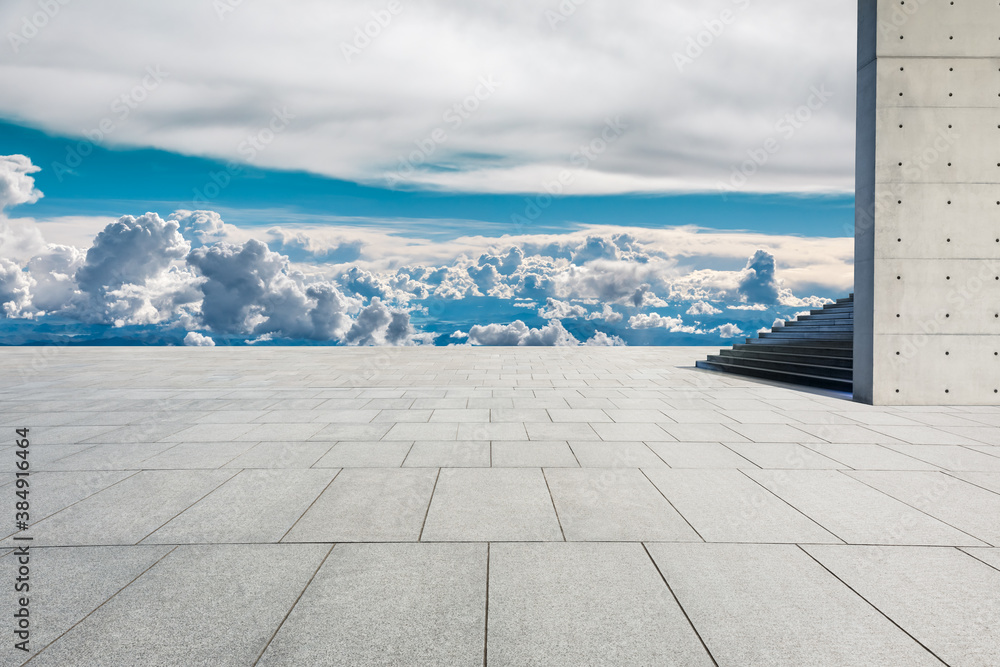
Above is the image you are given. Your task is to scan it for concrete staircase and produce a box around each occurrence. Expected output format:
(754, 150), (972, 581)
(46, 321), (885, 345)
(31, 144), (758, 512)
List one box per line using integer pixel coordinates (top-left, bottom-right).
(696, 295), (853, 393)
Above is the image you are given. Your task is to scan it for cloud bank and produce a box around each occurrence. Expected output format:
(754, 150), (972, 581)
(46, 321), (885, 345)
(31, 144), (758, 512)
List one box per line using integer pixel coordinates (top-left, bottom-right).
(0, 0), (855, 194)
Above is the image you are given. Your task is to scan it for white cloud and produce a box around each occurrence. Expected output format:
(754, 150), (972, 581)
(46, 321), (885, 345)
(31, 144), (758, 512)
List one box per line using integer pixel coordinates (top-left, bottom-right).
(538, 297), (587, 320)
(183, 331), (215, 346)
(0, 155), (42, 212)
(0, 258), (34, 318)
(468, 319), (578, 346)
(586, 303), (623, 323)
(584, 331), (627, 346)
(711, 323), (744, 338)
(0, 2), (855, 194)
(687, 301), (722, 316)
(628, 313), (699, 333)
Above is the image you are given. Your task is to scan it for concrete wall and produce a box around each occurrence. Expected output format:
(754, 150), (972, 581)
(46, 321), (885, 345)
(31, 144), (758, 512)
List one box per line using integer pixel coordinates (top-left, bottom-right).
(855, 0), (1000, 405)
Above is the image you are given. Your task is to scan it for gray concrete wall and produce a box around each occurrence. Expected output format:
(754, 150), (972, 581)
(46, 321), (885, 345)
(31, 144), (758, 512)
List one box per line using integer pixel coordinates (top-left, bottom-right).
(855, 0), (1000, 405)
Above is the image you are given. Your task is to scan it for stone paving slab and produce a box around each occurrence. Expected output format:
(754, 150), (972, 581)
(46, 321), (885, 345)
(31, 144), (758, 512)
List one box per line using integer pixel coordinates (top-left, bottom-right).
(1, 347), (998, 665)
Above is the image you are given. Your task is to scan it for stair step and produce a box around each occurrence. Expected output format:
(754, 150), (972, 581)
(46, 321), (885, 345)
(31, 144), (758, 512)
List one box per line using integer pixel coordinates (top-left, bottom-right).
(719, 349), (854, 369)
(759, 331), (853, 341)
(744, 337), (853, 348)
(706, 355), (853, 380)
(696, 359), (853, 392)
(732, 343), (853, 358)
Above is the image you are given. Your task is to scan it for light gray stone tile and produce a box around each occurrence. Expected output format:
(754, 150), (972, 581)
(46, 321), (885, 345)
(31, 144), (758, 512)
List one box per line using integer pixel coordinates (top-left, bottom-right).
(195, 410), (269, 424)
(963, 548), (1000, 571)
(805, 545), (1000, 667)
(308, 423), (391, 441)
(658, 423), (749, 443)
(32, 425), (121, 445)
(234, 422), (325, 441)
(456, 422), (528, 441)
(490, 441), (579, 468)
(947, 471), (1000, 495)
(223, 441), (333, 468)
(646, 543), (942, 667)
(647, 442), (759, 469)
(143, 469), (335, 544)
(403, 441), (490, 467)
(140, 442), (257, 469)
(645, 469), (840, 544)
(41, 443), (175, 471)
(259, 543), (486, 667)
(545, 469), (701, 542)
(525, 422), (600, 441)
(881, 444), (1000, 471)
(372, 409), (433, 422)
(8, 471), (136, 530)
(283, 468), (437, 542)
(591, 422), (674, 442)
(568, 441), (667, 468)
(659, 410), (735, 424)
(793, 423), (907, 444)
(547, 409), (613, 423)
(383, 422), (460, 441)
(847, 471), (1000, 546)
(159, 422), (257, 443)
(864, 425), (985, 446)
(724, 423), (826, 444)
(30, 544), (329, 667)
(803, 443), (937, 471)
(488, 543), (714, 667)
(428, 408), (490, 422)
(312, 441), (411, 468)
(726, 443), (845, 469)
(421, 468), (562, 541)
(0, 546), (173, 663)
(13, 470), (237, 546)
(745, 470), (984, 547)
(604, 409), (672, 423)
(491, 408), (550, 422)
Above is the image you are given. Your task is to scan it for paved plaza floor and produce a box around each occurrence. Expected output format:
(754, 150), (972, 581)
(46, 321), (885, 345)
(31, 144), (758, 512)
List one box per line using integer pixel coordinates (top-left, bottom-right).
(1, 346), (998, 666)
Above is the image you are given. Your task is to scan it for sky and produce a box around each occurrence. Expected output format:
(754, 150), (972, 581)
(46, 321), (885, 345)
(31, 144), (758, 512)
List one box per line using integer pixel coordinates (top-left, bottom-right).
(0, 0), (857, 347)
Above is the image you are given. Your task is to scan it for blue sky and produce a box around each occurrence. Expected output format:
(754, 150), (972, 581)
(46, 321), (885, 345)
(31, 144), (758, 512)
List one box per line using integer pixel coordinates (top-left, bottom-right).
(0, 0), (856, 347)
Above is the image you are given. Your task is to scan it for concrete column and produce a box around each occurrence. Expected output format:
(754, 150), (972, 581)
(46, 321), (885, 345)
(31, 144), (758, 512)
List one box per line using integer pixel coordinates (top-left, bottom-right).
(855, 0), (1000, 405)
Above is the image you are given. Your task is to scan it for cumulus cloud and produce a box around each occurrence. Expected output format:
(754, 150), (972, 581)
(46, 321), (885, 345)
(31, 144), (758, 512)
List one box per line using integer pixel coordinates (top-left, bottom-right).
(183, 331), (215, 346)
(0, 258), (34, 318)
(629, 313), (685, 330)
(712, 323), (744, 339)
(76, 213), (190, 295)
(586, 304), (623, 323)
(468, 320), (578, 346)
(687, 301), (722, 316)
(169, 210), (236, 248)
(737, 250), (780, 305)
(538, 298), (587, 320)
(584, 332), (627, 347)
(0, 155), (42, 211)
